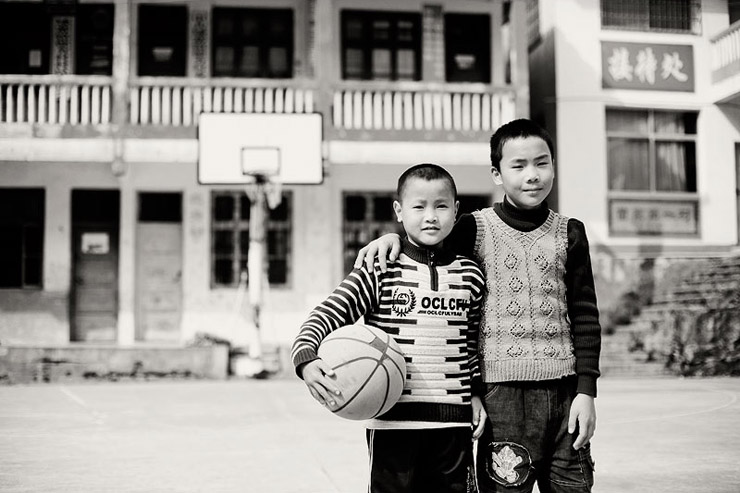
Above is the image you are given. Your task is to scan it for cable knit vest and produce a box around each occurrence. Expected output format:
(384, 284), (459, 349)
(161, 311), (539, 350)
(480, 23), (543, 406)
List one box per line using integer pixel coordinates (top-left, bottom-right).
(473, 207), (576, 383)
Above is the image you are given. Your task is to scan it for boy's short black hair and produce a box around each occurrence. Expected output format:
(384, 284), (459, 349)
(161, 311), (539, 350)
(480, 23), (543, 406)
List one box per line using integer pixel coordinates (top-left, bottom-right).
(397, 163), (457, 201)
(490, 119), (555, 170)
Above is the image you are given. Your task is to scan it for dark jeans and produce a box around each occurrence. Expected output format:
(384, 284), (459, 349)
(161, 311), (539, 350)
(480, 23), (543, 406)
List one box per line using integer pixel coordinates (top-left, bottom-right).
(476, 377), (595, 493)
(367, 427), (476, 493)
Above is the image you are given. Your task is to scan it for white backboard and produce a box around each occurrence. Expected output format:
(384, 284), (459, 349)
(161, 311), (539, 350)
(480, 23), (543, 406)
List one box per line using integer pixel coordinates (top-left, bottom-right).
(198, 113), (323, 185)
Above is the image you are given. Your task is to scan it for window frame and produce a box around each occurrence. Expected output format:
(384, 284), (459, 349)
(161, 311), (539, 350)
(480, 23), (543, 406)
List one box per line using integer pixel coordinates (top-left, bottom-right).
(137, 4), (189, 77)
(0, 188), (45, 289)
(340, 9), (422, 81)
(444, 13), (491, 83)
(210, 190), (292, 289)
(211, 7), (294, 79)
(605, 108), (697, 195)
(600, 0), (702, 34)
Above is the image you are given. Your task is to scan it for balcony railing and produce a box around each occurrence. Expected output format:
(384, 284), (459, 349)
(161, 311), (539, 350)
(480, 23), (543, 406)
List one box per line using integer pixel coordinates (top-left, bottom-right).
(0, 75), (520, 137)
(711, 20), (740, 83)
(0, 75), (112, 124)
(332, 82), (516, 133)
(129, 78), (316, 126)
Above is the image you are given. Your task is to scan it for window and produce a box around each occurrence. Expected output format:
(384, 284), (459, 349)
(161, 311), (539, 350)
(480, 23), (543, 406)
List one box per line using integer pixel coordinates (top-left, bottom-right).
(0, 3), (115, 75)
(606, 109), (697, 193)
(342, 192), (491, 275)
(211, 191), (292, 287)
(0, 3), (50, 74)
(0, 189), (44, 288)
(212, 8), (293, 78)
(341, 10), (421, 81)
(445, 14), (490, 83)
(76, 4), (114, 75)
(601, 0), (701, 33)
(138, 5), (188, 76)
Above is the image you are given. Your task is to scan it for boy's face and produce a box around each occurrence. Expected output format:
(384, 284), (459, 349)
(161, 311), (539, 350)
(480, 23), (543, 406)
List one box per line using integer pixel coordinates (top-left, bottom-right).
(492, 136), (554, 210)
(393, 177), (459, 248)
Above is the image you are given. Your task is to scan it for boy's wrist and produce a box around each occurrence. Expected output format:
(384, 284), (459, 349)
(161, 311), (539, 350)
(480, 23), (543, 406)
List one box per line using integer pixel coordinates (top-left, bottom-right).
(292, 349), (319, 379)
(577, 375), (598, 398)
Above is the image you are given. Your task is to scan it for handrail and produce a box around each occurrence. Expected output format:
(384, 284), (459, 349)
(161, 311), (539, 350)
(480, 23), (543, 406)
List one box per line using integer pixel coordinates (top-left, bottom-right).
(0, 74), (113, 86)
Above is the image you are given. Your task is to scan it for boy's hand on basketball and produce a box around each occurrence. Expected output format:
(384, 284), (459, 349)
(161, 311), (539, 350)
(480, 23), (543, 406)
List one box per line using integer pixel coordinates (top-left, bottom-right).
(471, 396), (487, 440)
(302, 359), (342, 407)
(569, 393), (596, 450)
(353, 234), (402, 273)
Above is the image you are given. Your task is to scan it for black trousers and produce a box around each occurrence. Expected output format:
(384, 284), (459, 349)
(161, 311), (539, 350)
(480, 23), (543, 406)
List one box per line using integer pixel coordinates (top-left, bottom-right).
(366, 427), (475, 493)
(476, 377), (595, 493)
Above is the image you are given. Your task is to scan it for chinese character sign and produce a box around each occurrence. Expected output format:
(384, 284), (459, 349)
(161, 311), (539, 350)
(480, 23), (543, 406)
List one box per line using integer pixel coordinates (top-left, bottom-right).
(609, 200), (698, 236)
(602, 42), (694, 92)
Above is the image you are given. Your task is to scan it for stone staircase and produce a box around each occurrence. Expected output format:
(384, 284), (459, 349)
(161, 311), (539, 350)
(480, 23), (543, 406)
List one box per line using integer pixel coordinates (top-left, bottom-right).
(600, 254), (740, 377)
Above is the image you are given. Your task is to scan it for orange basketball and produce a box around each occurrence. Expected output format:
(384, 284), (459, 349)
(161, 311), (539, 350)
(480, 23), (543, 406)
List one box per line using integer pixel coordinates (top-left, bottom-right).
(317, 323), (406, 420)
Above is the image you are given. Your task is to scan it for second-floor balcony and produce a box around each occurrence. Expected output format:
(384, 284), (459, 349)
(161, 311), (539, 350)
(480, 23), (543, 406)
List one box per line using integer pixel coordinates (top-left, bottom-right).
(711, 19), (740, 103)
(0, 75), (517, 142)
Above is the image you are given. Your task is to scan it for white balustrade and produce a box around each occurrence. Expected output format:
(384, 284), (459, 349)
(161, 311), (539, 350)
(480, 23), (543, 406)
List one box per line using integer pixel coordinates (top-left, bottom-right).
(0, 78), (112, 125)
(129, 82), (316, 126)
(711, 21), (740, 81)
(332, 87), (516, 133)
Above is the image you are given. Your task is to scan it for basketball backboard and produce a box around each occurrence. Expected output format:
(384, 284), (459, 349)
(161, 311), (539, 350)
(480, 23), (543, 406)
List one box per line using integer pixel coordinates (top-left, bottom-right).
(198, 113), (323, 185)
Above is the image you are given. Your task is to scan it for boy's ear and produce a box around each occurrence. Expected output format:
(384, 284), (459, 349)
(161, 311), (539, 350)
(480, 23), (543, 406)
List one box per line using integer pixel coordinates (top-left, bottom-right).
(393, 200), (403, 223)
(454, 200), (460, 218)
(491, 167), (503, 186)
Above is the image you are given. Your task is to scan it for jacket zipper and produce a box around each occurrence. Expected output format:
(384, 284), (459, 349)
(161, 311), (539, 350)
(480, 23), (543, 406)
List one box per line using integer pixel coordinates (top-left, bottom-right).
(429, 251), (438, 291)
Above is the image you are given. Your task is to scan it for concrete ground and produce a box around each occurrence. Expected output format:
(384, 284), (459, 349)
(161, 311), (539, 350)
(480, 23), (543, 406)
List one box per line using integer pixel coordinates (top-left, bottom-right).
(1, 377), (739, 493)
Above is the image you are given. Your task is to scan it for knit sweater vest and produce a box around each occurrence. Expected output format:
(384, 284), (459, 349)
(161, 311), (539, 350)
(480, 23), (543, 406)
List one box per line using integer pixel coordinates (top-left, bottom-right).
(473, 207), (576, 382)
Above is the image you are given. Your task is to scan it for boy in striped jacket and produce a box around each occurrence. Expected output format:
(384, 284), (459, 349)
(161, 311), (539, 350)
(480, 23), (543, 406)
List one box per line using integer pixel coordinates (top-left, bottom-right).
(292, 163), (486, 493)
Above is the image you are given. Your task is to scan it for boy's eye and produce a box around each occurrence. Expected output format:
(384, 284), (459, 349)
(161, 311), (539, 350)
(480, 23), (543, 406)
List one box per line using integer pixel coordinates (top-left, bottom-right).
(413, 205), (424, 210)
(537, 162), (549, 167)
(437, 204), (448, 209)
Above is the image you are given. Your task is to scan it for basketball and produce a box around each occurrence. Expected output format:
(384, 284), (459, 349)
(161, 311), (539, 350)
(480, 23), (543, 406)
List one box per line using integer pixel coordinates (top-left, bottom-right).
(317, 323), (406, 420)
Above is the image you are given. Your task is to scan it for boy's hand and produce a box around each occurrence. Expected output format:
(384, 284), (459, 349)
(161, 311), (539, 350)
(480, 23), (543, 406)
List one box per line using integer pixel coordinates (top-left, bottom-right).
(301, 359), (342, 407)
(471, 396), (487, 440)
(569, 393), (596, 450)
(353, 233), (402, 273)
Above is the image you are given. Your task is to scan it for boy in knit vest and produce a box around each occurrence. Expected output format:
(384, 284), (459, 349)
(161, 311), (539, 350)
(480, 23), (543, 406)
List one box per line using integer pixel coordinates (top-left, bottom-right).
(354, 119), (601, 492)
(292, 164), (487, 493)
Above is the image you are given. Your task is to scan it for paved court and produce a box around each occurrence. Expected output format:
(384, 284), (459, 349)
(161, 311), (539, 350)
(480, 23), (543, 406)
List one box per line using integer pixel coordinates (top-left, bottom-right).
(1, 377), (739, 493)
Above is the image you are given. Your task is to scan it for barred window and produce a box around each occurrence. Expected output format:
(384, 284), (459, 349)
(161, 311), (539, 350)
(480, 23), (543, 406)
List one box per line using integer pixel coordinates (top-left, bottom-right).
(211, 191), (292, 287)
(606, 109), (697, 192)
(601, 0), (701, 33)
(341, 10), (421, 81)
(212, 8), (293, 78)
(0, 189), (44, 288)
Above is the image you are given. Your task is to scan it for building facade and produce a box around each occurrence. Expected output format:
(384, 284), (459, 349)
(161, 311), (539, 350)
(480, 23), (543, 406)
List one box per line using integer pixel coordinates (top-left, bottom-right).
(0, 0), (528, 349)
(529, 0), (740, 310)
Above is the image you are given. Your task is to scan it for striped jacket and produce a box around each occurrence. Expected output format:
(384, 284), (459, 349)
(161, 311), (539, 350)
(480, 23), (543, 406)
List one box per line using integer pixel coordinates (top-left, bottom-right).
(292, 239), (485, 427)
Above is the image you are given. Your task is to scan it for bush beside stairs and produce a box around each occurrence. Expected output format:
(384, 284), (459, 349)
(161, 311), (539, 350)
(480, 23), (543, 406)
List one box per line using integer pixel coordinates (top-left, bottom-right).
(600, 254), (740, 377)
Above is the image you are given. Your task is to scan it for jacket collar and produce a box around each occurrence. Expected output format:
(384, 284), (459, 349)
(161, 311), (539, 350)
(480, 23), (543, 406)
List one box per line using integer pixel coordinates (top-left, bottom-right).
(400, 238), (456, 265)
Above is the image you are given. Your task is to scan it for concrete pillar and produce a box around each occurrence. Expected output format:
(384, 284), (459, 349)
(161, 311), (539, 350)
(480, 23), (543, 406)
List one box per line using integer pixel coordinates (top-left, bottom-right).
(112, 0), (131, 127)
(117, 182), (136, 345)
(509, 0), (530, 118)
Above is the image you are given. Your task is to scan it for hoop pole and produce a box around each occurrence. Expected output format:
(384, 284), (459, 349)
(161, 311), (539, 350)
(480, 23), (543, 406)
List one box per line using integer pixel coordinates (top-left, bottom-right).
(247, 178), (267, 367)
